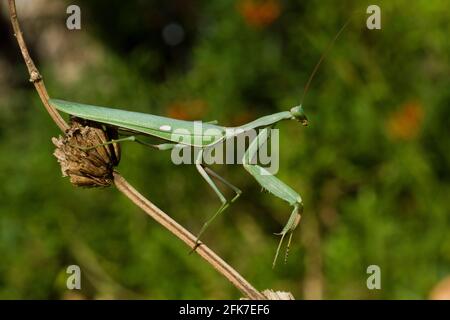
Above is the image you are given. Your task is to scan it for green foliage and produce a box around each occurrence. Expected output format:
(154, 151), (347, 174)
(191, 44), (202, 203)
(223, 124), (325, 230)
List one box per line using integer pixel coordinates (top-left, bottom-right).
(0, 0), (448, 299)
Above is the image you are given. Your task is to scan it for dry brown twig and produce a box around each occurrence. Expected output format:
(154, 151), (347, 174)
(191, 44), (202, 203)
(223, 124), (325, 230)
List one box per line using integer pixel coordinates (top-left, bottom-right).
(7, 0), (277, 300)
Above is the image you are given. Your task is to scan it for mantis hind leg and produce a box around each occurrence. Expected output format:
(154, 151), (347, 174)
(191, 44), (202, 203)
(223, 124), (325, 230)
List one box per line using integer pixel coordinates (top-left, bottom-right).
(242, 128), (303, 268)
(204, 167), (242, 202)
(193, 150), (242, 251)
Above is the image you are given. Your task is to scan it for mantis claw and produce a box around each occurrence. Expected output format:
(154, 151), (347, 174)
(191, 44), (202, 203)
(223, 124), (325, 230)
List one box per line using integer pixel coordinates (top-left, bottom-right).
(272, 230), (295, 268)
(189, 240), (202, 255)
(272, 206), (302, 268)
(272, 232), (287, 269)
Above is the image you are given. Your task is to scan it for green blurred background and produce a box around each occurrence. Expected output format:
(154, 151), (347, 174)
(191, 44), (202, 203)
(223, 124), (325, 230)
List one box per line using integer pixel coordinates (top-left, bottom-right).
(0, 0), (449, 299)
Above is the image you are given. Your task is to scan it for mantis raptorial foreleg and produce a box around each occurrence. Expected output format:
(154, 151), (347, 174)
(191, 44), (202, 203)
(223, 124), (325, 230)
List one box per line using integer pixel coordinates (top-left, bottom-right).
(193, 149), (242, 249)
(242, 128), (302, 267)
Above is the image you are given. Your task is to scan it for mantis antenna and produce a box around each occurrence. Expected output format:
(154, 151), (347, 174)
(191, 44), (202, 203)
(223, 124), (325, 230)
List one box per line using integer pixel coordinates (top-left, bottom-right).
(300, 19), (351, 106)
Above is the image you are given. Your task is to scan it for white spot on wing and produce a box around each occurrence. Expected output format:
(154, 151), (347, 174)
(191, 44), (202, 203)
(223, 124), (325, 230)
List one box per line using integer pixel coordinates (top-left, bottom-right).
(160, 125), (172, 131)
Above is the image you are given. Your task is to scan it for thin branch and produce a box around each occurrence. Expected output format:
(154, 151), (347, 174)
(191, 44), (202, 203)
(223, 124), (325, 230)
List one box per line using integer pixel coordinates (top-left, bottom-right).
(8, 0), (265, 300)
(114, 172), (264, 300)
(8, 0), (68, 131)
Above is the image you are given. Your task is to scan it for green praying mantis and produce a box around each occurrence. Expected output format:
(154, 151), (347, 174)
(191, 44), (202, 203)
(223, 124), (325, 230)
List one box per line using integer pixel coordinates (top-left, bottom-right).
(49, 21), (348, 267)
(50, 99), (307, 267)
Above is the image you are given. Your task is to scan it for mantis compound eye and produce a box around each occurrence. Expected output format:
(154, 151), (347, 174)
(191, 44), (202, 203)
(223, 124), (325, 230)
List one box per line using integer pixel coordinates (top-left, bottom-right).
(290, 105), (308, 126)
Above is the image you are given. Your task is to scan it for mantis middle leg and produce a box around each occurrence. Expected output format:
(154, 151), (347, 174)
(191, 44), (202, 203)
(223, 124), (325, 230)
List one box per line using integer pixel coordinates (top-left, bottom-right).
(193, 149), (242, 248)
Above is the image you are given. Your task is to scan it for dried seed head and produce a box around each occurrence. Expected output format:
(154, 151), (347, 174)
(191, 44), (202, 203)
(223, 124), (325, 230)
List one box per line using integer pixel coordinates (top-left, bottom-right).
(240, 289), (295, 300)
(261, 289), (294, 300)
(52, 118), (121, 187)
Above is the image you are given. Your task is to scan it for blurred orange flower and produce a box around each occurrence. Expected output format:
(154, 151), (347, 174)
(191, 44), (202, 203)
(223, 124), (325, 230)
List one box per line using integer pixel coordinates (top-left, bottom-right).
(386, 101), (424, 140)
(237, 0), (281, 28)
(166, 99), (208, 120)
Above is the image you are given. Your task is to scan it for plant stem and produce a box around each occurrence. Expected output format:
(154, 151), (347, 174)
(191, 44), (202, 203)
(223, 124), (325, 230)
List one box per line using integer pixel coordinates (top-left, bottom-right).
(7, 0), (265, 300)
(114, 172), (264, 299)
(8, 0), (68, 132)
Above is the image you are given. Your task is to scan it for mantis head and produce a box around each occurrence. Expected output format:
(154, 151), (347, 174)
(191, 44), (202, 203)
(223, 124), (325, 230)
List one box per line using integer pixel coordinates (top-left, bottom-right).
(290, 105), (308, 126)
